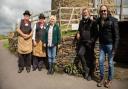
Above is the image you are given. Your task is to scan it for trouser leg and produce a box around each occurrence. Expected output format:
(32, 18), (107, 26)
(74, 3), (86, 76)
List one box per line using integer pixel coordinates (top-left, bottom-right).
(18, 53), (25, 70)
(106, 44), (113, 81)
(86, 44), (95, 77)
(32, 56), (38, 70)
(51, 46), (57, 74)
(25, 53), (31, 72)
(99, 45), (106, 80)
(26, 53), (31, 69)
(38, 57), (44, 70)
(47, 47), (52, 74)
(78, 45), (88, 78)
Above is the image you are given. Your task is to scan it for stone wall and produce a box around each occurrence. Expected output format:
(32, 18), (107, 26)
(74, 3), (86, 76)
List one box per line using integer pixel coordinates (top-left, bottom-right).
(51, 0), (116, 15)
(52, 0), (90, 10)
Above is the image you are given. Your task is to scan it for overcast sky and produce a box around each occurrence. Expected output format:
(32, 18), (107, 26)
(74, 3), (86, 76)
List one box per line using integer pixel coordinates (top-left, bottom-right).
(0, 0), (51, 35)
(0, 0), (128, 35)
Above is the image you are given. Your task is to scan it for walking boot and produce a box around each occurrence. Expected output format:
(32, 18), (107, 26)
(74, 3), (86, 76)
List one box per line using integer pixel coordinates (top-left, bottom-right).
(51, 63), (55, 74)
(32, 67), (37, 71)
(47, 63), (52, 74)
(97, 79), (104, 87)
(18, 67), (23, 73)
(87, 75), (92, 81)
(26, 67), (30, 73)
(84, 67), (90, 79)
(38, 67), (42, 71)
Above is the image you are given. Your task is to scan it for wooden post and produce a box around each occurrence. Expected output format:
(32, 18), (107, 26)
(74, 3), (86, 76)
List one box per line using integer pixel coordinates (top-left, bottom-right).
(93, 0), (97, 8)
(58, 0), (61, 27)
(66, 8), (75, 32)
(120, 0), (123, 21)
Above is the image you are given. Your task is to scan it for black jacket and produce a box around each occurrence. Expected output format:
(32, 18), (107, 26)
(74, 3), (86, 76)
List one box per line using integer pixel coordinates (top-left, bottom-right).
(97, 16), (119, 50)
(78, 17), (98, 44)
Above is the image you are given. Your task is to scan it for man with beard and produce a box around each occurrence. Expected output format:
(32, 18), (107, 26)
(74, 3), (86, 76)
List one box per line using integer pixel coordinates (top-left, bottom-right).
(97, 5), (119, 88)
(76, 8), (98, 81)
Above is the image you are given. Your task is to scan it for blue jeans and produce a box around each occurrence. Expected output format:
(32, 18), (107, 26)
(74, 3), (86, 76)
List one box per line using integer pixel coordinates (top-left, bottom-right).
(47, 46), (56, 63)
(99, 44), (114, 81)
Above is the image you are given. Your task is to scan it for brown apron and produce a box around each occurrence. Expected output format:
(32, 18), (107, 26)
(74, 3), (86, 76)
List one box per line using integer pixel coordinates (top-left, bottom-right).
(33, 40), (46, 57)
(17, 36), (32, 54)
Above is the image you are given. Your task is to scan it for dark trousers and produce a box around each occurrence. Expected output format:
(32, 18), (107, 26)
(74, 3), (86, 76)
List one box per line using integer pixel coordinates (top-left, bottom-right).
(32, 56), (44, 69)
(78, 43), (95, 76)
(18, 53), (31, 69)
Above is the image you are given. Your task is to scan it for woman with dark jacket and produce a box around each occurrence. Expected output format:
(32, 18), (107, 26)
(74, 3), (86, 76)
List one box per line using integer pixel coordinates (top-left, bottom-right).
(44, 15), (61, 75)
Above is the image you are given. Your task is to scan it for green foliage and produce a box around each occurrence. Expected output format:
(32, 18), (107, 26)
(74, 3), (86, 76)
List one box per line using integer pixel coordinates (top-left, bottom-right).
(64, 63), (80, 75)
(3, 39), (9, 48)
(62, 30), (77, 37)
(0, 35), (7, 40)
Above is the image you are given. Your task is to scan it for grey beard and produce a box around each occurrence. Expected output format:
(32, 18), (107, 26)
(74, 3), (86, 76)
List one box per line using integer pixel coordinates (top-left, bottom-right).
(101, 15), (107, 20)
(84, 16), (89, 19)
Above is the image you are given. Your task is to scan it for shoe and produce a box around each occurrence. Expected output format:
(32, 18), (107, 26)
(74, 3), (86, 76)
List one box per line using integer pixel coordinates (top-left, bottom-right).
(47, 70), (51, 74)
(26, 69), (30, 73)
(87, 76), (92, 81)
(18, 68), (23, 73)
(32, 68), (37, 71)
(97, 79), (104, 87)
(38, 68), (42, 71)
(51, 63), (55, 74)
(47, 63), (52, 75)
(104, 80), (112, 88)
(83, 67), (90, 79)
(18, 69), (23, 73)
(26, 68), (30, 73)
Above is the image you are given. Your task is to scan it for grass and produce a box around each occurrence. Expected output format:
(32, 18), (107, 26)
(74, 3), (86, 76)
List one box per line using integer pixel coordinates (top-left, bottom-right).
(3, 39), (9, 49)
(62, 30), (77, 37)
(0, 34), (9, 48)
(60, 24), (78, 37)
(0, 35), (8, 40)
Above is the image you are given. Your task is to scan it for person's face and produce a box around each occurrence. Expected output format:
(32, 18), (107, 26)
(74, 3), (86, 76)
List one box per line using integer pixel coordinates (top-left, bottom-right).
(39, 19), (45, 23)
(82, 9), (89, 17)
(50, 17), (55, 25)
(100, 6), (108, 19)
(24, 15), (30, 20)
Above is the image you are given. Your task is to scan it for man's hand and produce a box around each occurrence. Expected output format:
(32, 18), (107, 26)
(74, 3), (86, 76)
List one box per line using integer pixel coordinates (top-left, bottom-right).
(43, 43), (46, 47)
(33, 41), (37, 46)
(76, 33), (80, 40)
(58, 44), (61, 48)
(112, 48), (116, 55)
(23, 34), (31, 39)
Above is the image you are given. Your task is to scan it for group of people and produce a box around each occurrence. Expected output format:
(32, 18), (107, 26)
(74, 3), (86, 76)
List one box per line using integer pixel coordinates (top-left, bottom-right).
(16, 10), (61, 75)
(76, 5), (119, 88)
(16, 5), (119, 88)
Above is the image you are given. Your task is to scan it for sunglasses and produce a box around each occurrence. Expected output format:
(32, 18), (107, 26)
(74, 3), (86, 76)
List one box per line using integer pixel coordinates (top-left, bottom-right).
(100, 10), (107, 13)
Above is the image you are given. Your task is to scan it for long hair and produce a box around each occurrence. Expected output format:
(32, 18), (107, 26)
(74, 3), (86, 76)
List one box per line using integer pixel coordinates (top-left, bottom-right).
(99, 5), (108, 12)
(99, 5), (111, 16)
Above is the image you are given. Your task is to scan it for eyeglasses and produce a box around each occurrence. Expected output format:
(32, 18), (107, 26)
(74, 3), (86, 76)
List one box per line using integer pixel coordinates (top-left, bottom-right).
(100, 10), (107, 13)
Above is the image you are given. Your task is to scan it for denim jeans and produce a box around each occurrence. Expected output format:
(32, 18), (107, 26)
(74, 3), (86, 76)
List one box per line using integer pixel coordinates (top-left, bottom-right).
(47, 46), (56, 63)
(99, 44), (114, 81)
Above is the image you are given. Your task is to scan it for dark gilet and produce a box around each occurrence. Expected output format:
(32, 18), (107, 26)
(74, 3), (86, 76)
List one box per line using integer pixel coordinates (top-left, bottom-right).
(20, 19), (32, 34)
(35, 22), (46, 42)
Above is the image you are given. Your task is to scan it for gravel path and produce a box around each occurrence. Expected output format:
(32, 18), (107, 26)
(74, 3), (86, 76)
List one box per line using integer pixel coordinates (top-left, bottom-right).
(0, 40), (128, 89)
